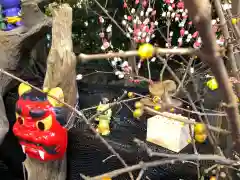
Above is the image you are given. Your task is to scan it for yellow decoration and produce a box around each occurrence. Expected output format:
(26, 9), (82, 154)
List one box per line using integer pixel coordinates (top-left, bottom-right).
(96, 119), (110, 136)
(18, 82), (32, 96)
(135, 101), (143, 109)
(194, 123), (206, 134)
(187, 139), (191, 143)
(170, 108), (175, 112)
(154, 105), (161, 111)
(6, 16), (21, 24)
(232, 18), (237, 25)
(36, 115), (53, 131)
(43, 87), (49, 92)
(152, 96), (160, 103)
(138, 43), (154, 59)
(210, 176), (216, 180)
(194, 134), (207, 143)
(127, 92), (135, 98)
(101, 177), (112, 180)
(133, 108), (144, 118)
(206, 78), (218, 90)
(47, 87), (64, 107)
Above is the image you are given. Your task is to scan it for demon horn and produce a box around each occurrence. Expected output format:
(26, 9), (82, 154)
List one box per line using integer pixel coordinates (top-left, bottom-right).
(18, 82), (32, 96)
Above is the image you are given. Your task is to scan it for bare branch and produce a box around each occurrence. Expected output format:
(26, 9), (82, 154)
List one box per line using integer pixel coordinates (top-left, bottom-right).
(83, 154), (237, 180)
(78, 47), (224, 62)
(182, 0), (240, 151)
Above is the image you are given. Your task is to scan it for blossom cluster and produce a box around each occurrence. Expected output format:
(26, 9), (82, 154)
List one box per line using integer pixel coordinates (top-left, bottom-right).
(122, 0), (157, 43)
(160, 0), (224, 48)
(96, 0), (227, 80)
(97, 0), (159, 80)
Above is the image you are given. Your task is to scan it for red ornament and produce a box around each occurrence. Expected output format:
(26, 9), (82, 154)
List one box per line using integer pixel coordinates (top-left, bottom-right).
(13, 87), (68, 162)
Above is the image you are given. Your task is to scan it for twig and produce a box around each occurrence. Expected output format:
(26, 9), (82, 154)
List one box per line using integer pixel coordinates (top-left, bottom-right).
(147, 59), (151, 80)
(78, 47), (224, 62)
(81, 96), (143, 112)
(92, 0), (126, 35)
(176, 58), (194, 93)
(187, 66), (224, 155)
(102, 155), (116, 163)
(213, 0), (240, 98)
(83, 155), (237, 180)
(183, 0), (240, 151)
(87, 91), (127, 123)
(188, 119), (201, 179)
(136, 168), (145, 180)
(77, 110), (134, 180)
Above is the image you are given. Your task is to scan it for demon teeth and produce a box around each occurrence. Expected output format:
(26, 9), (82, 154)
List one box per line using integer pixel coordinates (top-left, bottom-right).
(38, 150), (45, 160)
(21, 145), (25, 153)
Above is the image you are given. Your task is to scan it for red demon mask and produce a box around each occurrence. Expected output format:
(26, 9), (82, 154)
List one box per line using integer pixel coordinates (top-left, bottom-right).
(13, 83), (68, 161)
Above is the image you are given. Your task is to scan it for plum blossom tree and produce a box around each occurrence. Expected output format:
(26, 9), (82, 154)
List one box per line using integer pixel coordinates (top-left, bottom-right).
(94, 0), (226, 83)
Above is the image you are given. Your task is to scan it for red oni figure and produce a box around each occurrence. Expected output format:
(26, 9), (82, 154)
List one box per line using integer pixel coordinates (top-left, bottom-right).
(13, 83), (68, 161)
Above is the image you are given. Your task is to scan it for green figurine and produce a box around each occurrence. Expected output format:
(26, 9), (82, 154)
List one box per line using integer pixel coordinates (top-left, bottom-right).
(95, 98), (112, 136)
(0, 5), (6, 30)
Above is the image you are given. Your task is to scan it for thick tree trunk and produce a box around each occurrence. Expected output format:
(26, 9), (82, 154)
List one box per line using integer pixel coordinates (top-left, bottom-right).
(24, 3), (77, 180)
(0, 0), (51, 145)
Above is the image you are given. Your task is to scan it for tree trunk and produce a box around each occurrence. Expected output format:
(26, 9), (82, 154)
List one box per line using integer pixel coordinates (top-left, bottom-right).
(24, 3), (77, 180)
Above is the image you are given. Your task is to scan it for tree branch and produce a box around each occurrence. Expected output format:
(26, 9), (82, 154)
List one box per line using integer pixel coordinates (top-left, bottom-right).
(182, 0), (240, 151)
(82, 154), (237, 180)
(78, 47), (224, 62)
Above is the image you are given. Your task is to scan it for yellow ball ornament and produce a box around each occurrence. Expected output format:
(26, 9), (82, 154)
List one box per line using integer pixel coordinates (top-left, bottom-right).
(169, 108), (175, 112)
(133, 108), (144, 118)
(232, 18), (237, 25)
(138, 43), (154, 59)
(152, 96), (160, 103)
(209, 176), (216, 180)
(127, 92), (135, 98)
(195, 134), (207, 143)
(154, 105), (161, 111)
(194, 123), (206, 134)
(135, 101), (143, 108)
(206, 78), (218, 90)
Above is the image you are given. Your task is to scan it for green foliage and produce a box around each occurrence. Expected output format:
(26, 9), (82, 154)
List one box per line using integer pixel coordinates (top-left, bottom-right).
(44, 6), (52, 17)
